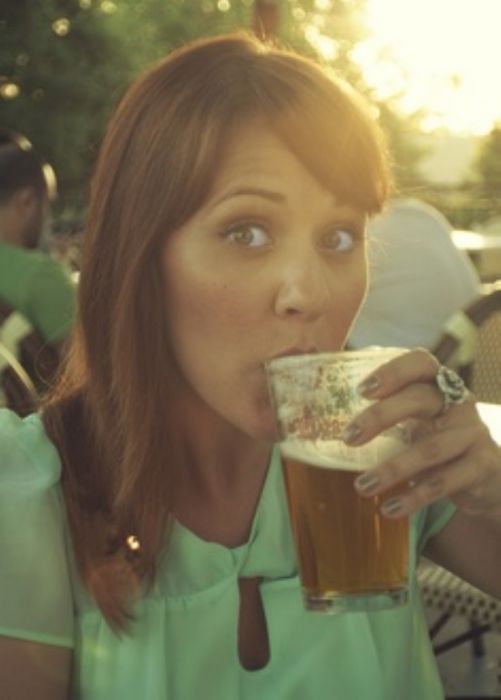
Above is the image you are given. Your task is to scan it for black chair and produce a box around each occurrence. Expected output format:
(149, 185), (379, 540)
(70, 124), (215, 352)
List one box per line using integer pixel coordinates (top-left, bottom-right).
(432, 284), (501, 403)
(0, 339), (38, 416)
(0, 303), (60, 416)
(418, 284), (501, 684)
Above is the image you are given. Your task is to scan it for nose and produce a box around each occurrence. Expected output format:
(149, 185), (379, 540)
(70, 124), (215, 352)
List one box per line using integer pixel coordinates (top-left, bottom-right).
(273, 252), (333, 320)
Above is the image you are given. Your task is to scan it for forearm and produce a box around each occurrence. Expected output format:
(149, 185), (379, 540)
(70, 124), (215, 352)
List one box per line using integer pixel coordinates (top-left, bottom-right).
(424, 508), (501, 600)
(0, 637), (72, 700)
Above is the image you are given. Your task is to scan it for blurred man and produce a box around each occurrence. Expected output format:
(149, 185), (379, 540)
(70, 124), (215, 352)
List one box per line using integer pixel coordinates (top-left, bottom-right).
(0, 131), (76, 412)
(349, 198), (481, 350)
(0, 130), (75, 348)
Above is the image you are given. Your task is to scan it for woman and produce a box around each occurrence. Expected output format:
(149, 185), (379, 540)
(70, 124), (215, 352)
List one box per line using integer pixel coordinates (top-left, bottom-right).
(1, 33), (500, 700)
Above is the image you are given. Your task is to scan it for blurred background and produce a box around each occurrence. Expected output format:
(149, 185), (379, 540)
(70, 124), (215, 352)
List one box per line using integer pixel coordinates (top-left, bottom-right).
(1, 0), (500, 276)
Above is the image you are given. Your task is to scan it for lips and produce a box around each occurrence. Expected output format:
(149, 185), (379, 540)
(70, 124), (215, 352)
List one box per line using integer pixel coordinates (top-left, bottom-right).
(270, 346), (318, 360)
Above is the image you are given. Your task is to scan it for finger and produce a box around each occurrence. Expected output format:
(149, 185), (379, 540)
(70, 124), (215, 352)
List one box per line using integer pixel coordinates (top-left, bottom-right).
(357, 348), (439, 399)
(354, 423), (483, 497)
(344, 380), (479, 447)
(343, 383), (441, 445)
(379, 443), (501, 519)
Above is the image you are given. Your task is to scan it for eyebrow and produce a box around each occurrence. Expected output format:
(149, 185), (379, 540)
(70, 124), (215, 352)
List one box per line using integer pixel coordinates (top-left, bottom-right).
(207, 185), (367, 225)
(208, 186), (286, 211)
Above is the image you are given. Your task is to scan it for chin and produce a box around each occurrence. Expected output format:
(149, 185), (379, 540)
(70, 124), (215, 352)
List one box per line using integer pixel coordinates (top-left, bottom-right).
(246, 408), (280, 444)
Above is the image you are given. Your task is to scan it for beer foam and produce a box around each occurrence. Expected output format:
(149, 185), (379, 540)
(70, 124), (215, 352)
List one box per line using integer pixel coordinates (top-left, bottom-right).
(280, 435), (405, 472)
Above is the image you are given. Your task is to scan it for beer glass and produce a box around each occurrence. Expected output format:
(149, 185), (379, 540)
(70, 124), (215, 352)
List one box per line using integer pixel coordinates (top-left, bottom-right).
(265, 348), (411, 614)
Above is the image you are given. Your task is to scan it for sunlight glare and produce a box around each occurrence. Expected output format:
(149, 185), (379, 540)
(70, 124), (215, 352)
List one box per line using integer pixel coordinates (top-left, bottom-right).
(356, 0), (501, 134)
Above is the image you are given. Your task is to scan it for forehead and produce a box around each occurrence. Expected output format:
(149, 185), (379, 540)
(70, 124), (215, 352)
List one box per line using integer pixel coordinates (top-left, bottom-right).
(206, 119), (363, 218)
(213, 121), (294, 179)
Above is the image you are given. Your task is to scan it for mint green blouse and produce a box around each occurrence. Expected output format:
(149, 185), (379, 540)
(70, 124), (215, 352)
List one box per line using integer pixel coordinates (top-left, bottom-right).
(0, 409), (455, 699)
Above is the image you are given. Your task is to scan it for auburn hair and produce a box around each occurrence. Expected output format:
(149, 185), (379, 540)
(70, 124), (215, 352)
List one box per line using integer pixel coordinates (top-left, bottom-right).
(42, 32), (392, 629)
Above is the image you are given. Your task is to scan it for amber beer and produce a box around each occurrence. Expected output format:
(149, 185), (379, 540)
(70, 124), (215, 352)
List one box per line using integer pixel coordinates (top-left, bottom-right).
(266, 347), (411, 612)
(281, 442), (409, 611)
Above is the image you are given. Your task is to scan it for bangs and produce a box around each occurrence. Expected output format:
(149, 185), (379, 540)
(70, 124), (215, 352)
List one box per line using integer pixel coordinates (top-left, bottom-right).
(262, 87), (390, 216)
(234, 49), (392, 216)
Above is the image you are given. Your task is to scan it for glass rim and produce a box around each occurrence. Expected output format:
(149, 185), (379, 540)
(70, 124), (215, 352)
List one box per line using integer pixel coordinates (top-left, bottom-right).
(265, 346), (407, 372)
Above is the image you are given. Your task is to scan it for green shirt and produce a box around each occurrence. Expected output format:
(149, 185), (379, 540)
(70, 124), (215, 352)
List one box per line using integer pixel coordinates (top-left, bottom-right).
(0, 241), (76, 343)
(0, 409), (455, 699)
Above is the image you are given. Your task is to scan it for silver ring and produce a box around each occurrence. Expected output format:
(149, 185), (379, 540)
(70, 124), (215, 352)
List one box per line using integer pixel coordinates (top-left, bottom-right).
(435, 365), (469, 413)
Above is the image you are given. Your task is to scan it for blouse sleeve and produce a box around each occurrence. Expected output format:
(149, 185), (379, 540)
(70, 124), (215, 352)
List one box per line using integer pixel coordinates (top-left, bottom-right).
(0, 409), (74, 648)
(415, 497), (457, 554)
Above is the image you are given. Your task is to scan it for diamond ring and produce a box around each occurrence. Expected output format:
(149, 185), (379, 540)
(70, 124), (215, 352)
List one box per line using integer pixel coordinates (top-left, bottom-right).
(435, 365), (469, 414)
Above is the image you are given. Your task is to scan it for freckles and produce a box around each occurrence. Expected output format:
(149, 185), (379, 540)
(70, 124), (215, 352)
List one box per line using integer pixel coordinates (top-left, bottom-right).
(185, 278), (257, 328)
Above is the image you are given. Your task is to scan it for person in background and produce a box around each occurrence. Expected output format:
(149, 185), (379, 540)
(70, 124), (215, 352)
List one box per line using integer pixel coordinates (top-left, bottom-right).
(0, 34), (500, 700)
(349, 197), (482, 350)
(0, 129), (76, 349)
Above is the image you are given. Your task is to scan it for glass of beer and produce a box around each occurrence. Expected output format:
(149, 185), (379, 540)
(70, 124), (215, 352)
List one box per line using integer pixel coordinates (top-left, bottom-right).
(265, 347), (411, 614)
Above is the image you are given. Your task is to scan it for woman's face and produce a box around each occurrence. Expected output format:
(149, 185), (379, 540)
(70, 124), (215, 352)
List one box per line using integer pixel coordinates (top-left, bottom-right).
(162, 120), (368, 442)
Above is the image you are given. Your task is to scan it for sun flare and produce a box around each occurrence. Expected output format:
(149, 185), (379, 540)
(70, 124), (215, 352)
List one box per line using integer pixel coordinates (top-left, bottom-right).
(346, 0), (501, 134)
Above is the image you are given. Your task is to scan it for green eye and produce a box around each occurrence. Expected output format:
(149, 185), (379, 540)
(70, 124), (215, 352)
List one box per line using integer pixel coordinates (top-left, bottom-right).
(322, 228), (356, 252)
(225, 223), (271, 248)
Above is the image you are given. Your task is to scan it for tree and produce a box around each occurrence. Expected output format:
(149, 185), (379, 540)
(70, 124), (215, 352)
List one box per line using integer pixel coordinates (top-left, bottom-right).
(475, 126), (501, 197)
(0, 0), (135, 215)
(0, 0), (426, 217)
(467, 124), (501, 223)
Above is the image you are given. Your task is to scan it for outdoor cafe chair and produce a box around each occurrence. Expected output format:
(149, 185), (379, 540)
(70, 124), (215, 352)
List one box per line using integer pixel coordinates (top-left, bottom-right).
(417, 283), (501, 670)
(0, 302), (59, 416)
(0, 339), (37, 416)
(432, 283), (501, 404)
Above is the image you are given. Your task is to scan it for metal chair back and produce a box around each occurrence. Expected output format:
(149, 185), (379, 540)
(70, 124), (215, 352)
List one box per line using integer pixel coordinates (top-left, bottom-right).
(0, 302), (59, 415)
(432, 285), (501, 403)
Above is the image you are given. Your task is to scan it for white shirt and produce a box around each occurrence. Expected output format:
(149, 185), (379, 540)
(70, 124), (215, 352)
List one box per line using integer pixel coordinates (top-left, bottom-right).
(350, 199), (482, 350)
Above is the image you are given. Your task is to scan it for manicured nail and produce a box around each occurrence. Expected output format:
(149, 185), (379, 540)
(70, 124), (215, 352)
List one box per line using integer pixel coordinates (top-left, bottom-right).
(341, 421), (363, 444)
(357, 374), (381, 396)
(381, 497), (404, 517)
(355, 471), (380, 494)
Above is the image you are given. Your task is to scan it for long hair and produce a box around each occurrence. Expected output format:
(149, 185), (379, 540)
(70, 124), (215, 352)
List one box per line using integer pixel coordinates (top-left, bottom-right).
(43, 32), (391, 629)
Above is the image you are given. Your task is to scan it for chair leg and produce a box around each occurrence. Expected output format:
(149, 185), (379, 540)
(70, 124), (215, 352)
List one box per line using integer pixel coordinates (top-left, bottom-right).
(433, 623), (491, 656)
(429, 612), (451, 639)
(469, 619), (486, 658)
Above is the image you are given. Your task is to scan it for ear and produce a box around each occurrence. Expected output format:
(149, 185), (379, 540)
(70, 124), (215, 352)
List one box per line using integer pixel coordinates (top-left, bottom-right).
(11, 186), (39, 216)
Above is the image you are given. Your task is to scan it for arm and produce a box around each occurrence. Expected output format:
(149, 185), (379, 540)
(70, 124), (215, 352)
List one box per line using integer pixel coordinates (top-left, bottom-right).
(0, 637), (72, 700)
(0, 412), (76, 696)
(26, 257), (76, 345)
(424, 508), (501, 599)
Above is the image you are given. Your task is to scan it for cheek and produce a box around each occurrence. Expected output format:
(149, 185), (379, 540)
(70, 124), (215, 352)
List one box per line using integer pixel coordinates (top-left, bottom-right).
(165, 261), (262, 362)
(327, 259), (368, 333)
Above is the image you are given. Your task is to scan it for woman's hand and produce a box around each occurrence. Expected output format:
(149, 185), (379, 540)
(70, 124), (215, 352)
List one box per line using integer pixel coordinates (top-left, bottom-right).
(345, 348), (501, 519)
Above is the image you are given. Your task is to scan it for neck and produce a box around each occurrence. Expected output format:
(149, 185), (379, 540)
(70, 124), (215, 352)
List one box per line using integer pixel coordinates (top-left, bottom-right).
(166, 375), (276, 546)
(170, 389), (271, 499)
(178, 414), (271, 497)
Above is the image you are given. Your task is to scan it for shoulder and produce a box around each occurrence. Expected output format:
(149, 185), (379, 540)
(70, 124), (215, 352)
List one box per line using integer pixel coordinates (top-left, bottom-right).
(0, 409), (62, 489)
(0, 410), (75, 650)
(370, 198), (452, 246)
(23, 256), (76, 342)
(28, 252), (75, 290)
(0, 244), (44, 276)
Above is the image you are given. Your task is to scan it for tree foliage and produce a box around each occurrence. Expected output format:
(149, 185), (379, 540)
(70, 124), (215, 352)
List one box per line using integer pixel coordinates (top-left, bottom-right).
(0, 0), (134, 213)
(0, 0), (424, 218)
(475, 126), (501, 197)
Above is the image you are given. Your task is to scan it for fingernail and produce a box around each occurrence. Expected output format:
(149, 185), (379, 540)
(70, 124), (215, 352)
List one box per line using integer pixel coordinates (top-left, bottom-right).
(355, 471), (380, 494)
(381, 497), (404, 517)
(357, 374), (381, 396)
(341, 421), (363, 444)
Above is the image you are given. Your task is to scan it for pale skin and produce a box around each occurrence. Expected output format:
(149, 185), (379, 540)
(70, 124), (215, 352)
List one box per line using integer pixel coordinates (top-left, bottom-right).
(3, 120), (501, 696)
